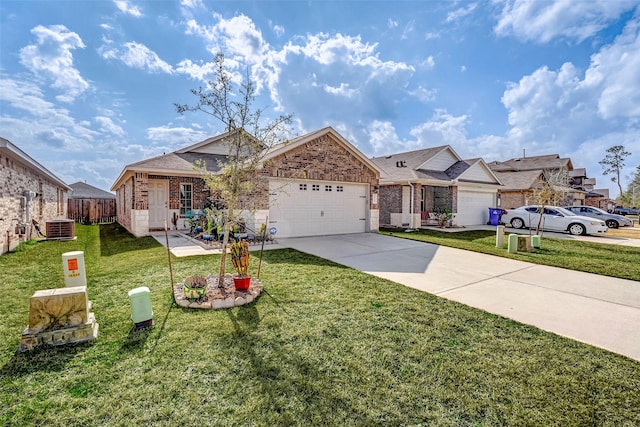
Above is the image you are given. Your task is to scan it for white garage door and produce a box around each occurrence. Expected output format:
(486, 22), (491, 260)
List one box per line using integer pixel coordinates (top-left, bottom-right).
(456, 190), (496, 226)
(268, 179), (368, 238)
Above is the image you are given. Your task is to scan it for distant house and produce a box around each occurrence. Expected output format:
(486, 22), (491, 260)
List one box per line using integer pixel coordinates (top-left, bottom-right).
(371, 146), (502, 227)
(587, 188), (614, 211)
(68, 182), (116, 224)
(111, 127), (380, 238)
(0, 138), (71, 254)
(487, 154), (587, 208)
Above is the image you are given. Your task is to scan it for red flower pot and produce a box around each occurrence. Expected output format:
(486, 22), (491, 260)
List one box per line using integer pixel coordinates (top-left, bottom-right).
(233, 276), (251, 291)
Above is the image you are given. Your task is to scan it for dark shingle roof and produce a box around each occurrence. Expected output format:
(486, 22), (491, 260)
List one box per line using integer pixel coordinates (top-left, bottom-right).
(69, 182), (116, 199)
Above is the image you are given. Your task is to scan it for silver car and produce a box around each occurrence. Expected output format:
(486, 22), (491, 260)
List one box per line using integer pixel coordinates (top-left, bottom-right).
(563, 206), (633, 229)
(502, 205), (608, 236)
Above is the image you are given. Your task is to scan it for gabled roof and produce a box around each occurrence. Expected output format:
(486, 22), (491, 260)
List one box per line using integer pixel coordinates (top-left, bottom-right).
(111, 126), (379, 191)
(371, 146), (501, 186)
(591, 188), (611, 199)
(264, 126), (382, 174)
(370, 146), (451, 182)
(69, 182), (115, 199)
(0, 137), (71, 191)
(494, 170), (545, 191)
(488, 154), (573, 172)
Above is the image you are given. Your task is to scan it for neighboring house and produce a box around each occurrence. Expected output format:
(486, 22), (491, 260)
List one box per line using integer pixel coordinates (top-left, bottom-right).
(587, 188), (613, 211)
(370, 146), (502, 228)
(487, 154), (586, 207)
(493, 170), (546, 209)
(569, 168), (595, 191)
(110, 127), (380, 238)
(68, 182), (116, 224)
(0, 138), (71, 254)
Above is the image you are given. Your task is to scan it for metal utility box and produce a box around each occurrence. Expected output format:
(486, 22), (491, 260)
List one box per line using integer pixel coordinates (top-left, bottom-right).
(128, 287), (153, 325)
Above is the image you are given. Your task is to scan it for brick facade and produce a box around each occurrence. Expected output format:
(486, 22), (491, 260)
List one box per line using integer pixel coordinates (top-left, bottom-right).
(263, 133), (379, 210)
(113, 131), (380, 236)
(0, 151), (68, 255)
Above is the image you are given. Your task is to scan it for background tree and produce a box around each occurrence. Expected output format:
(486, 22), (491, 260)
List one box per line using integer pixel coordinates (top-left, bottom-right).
(176, 53), (293, 282)
(620, 165), (640, 207)
(599, 145), (631, 198)
(532, 169), (572, 235)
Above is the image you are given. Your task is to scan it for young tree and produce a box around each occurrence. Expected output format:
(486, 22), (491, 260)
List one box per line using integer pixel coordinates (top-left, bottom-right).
(175, 53), (293, 282)
(599, 145), (631, 198)
(532, 169), (572, 235)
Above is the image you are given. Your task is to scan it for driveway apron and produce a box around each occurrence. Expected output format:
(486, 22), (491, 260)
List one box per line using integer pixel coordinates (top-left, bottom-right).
(279, 233), (640, 361)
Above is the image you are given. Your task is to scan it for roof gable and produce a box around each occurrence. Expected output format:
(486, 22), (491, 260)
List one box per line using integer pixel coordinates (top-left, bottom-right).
(458, 159), (502, 185)
(417, 147), (461, 171)
(264, 126), (381, 175)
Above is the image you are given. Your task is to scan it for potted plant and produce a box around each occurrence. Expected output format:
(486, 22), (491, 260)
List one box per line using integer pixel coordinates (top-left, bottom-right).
(183, 274), (207, 299)
(230, 240), (251, 290)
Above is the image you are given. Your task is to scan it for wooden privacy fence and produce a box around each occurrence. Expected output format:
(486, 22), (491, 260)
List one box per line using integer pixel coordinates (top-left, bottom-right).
(68, 199), (116, 224)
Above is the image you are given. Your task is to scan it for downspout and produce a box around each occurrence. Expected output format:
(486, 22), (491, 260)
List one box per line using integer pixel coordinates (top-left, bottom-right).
(407, 181), (414, 229)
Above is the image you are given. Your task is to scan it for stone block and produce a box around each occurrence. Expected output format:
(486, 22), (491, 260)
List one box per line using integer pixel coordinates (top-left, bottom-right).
(28, 286), (89, 331)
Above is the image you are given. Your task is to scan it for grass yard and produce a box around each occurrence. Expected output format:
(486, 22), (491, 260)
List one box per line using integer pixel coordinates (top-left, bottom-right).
(380, 228), (640, 282)
(1, 224), (639, 426)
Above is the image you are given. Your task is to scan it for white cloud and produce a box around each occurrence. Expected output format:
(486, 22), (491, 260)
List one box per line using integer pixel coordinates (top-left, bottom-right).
(388, 19), (399, 29)
(408, 85), (437, 103)
(446, 3), (477, 23)
(582, 18), (640, 120)
(409, 110), (469, 147)
(422, 55), (435, 69)
(113, 0), (142, 17)
(175, 59), (217, 81)
(272, 23), (285, 37)
(323, 83), (357, 98)
(494, 0), (638, 43)
(368, 120), (406, 155)
(19, 25), (89, 102)
(95, 116), (126, 137)
(146, 125), (209, 147)
(99, 41), (173, 74)
(180, 0), (203, 9)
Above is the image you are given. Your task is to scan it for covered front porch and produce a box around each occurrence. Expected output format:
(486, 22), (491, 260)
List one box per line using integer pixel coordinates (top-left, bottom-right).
(380, 183), (456, 229)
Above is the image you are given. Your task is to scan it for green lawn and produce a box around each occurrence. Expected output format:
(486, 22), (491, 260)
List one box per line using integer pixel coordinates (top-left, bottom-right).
(380, 228), (640, 282)
(1, 224), (639, 426)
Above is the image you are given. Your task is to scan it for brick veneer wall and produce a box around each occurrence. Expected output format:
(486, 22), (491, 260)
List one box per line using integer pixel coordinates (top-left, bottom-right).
(262, 133), (379, 209)
(0, 152), (68, 255)
(379, 185), (402, 225)
(499, 191), (529, 209)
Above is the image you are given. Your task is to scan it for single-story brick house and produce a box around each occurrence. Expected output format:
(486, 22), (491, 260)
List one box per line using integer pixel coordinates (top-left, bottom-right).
(370, 146), (502, 228)
(110, 127), (381, 238)
(0, 138), (71, 254)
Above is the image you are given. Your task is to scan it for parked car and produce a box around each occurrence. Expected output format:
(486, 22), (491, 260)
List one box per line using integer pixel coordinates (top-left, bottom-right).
(502, 205), (608, 235)
(613, 206), (639, 216)
(563, 206), (633, 228)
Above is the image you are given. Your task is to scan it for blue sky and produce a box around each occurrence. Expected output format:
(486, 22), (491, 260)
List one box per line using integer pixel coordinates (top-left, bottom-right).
(1, 0), (639, 196)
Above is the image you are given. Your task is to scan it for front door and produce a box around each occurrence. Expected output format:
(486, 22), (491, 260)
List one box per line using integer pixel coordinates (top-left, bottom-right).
(148, 180), (168, 229)
(401, 186), (411, 226)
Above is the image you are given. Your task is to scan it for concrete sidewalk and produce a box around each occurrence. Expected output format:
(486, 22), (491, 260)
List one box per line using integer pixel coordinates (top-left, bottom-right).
(278, 233), (640, 361)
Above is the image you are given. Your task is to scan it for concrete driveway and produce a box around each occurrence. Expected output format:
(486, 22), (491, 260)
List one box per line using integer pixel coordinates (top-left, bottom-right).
(278, 233), (640, 361)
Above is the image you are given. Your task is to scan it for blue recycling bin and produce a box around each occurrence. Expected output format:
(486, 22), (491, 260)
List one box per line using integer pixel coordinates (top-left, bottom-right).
(488, 208), (504, 226)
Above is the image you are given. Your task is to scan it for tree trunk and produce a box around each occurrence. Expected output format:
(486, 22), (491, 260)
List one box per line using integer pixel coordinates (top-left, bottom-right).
(218, 217), (231, 287)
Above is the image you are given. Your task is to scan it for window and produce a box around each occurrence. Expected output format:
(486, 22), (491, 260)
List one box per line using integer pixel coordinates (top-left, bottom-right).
(337, 185), (344, 192)
(325, 185), (332, 191)
(299, 184), (307, 191)
(312, 184), (320, 191)
(180, 183), (192, 215)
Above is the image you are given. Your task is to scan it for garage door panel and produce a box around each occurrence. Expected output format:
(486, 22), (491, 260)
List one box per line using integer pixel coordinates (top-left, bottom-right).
(269, 180), (367, 238)
(457, 191), (495, 226)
